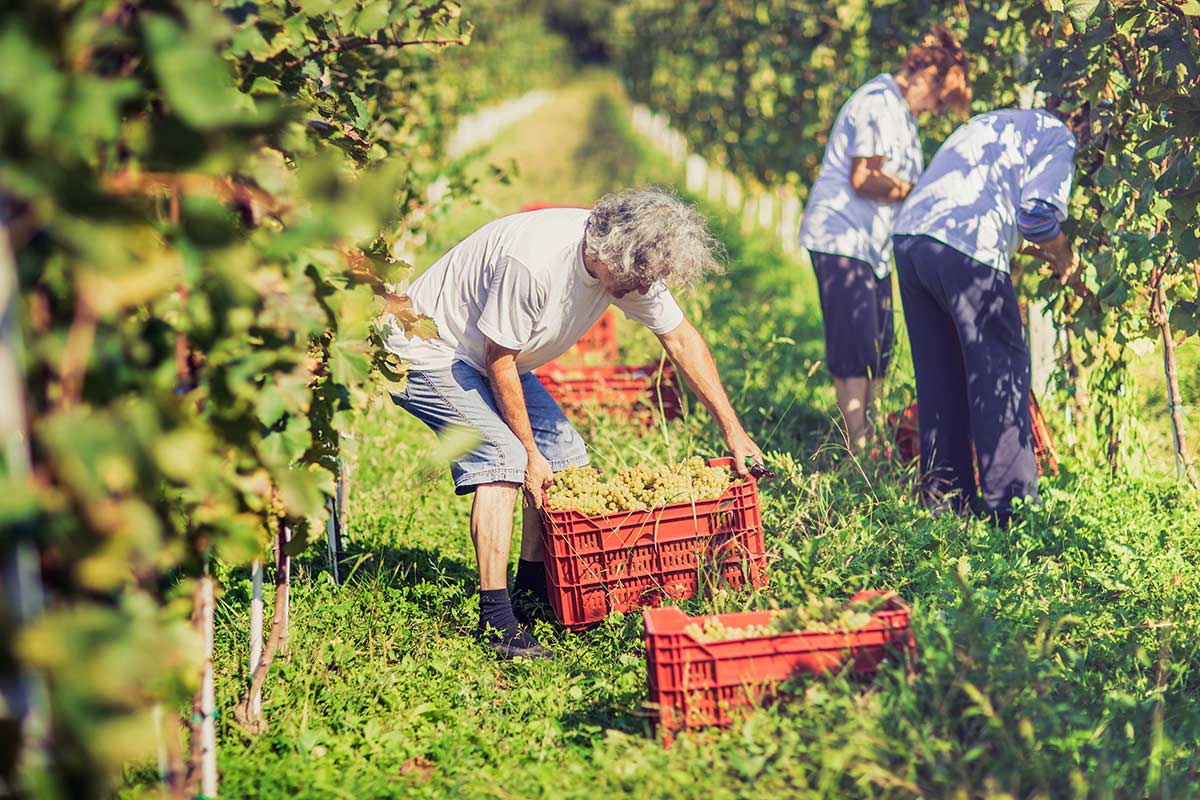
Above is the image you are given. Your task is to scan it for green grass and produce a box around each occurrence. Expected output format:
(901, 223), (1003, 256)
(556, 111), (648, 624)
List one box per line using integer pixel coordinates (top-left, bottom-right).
(121, 76), (1200, 799)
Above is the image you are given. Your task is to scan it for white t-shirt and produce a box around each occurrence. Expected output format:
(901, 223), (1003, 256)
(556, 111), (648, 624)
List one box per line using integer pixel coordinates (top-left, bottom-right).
(382, 207), (685, 373)
(893, 109), (1076, 273)
(797, 74), (924, 279)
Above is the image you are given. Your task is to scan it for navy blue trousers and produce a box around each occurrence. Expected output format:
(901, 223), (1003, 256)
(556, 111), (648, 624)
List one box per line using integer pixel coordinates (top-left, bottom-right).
(809, 250), (894, 379)
(892, 234), (1038, 518)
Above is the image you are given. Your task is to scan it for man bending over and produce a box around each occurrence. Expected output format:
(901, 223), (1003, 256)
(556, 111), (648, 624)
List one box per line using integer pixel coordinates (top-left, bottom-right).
(384, 187), (763, 658)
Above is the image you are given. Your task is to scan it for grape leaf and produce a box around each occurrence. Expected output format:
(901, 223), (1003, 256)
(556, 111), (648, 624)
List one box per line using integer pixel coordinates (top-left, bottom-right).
(1065, 0), (1099, 26)
(352, 1), (391, 36)
(1170, 301), (1200, 338)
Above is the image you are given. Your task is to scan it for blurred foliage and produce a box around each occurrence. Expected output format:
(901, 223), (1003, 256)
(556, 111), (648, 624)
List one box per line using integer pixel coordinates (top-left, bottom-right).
(0, 0), (569, 795)
(445, 1), (571, 99)
(532, 0), (615, 64)
(611, 0), (1200, 467)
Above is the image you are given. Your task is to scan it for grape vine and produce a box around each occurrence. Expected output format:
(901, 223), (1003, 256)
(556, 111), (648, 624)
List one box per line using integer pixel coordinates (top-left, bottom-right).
(1, 0), (570, 793)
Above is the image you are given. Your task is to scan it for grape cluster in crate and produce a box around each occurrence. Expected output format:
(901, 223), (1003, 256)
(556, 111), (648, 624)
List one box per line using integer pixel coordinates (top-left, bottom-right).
(545, 457), (732, 515)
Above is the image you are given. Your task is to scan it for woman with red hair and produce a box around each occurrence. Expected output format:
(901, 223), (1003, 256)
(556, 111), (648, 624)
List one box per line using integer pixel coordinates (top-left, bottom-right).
(799, 28), (970, 453)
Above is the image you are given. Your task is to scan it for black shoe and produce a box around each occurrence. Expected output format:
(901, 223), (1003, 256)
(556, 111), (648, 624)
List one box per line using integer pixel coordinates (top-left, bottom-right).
(512, 590), (554, 627)
(478, 624), (554, 660)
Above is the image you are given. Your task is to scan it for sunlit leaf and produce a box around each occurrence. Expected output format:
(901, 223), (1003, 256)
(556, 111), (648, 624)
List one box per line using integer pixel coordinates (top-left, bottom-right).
(1065, 0), (1099, 26)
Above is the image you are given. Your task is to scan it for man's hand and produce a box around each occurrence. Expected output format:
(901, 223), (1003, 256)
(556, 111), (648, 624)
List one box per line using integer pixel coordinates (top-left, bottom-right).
(726, 428), (764, 479)
(1017, 243), (1054, 263)
(524, 449), (554, 509)
(1020, 231), (1072, 272)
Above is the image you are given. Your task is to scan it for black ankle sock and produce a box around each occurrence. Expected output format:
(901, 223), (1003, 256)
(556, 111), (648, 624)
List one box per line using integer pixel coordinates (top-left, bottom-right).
(513, 559), (548, 602)
(478, 588), (520, 638)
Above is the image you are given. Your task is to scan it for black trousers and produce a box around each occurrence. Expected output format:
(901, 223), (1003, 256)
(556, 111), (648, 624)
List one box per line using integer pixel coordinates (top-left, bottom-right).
(892, 234), (1038, 518)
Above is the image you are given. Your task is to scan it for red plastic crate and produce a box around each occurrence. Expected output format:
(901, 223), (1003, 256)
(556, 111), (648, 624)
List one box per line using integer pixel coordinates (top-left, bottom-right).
(643, 591), (915, 743)
(888, 403), (920, 463)
(1028, 393), (1060, 475)
(574, 308), (618, 363)
(887, 392), (1059, 476)
(539, 457), (767, 630)
(535, 362), (682, 423)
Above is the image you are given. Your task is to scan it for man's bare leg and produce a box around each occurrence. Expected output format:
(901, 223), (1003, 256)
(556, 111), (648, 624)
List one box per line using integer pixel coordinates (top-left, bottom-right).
(470, 482), (519, 590)
(519, 503), (544, 562)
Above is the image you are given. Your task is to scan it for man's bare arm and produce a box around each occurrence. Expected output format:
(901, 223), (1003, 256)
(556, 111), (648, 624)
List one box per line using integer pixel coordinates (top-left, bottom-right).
(657, 319), (762, 476)
(483, 338), (553, 505)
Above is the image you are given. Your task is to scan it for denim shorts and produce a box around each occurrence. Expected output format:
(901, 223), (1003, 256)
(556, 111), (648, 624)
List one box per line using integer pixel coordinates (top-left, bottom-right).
(391, 361), (589, 494)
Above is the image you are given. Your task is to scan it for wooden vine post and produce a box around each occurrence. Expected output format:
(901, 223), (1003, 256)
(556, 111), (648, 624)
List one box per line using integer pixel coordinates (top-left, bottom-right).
(1153, 272), (1199, 490)
(234, 524), (291, 734)
(151, 703), (185, 795)
(338, 449), (351, 554)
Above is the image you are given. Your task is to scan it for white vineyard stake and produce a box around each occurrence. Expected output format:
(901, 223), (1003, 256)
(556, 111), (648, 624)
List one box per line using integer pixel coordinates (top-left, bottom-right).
(781, 194), (802, 253)
(724, 172), (743, 214)
(706, 162), (723, 203)
(197, 574), (217, 798)
(249, 560), (263, 716)
(685, 155), (706, 193)
(773, 186), (789, 251)
(280, 525), (291, 657)
(628, 102), (807, 259)
(758, 192), (774, 229)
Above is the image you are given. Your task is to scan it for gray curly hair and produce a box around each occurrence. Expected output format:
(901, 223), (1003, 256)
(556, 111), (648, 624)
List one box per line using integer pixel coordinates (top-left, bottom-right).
(584, 187), (724, 288)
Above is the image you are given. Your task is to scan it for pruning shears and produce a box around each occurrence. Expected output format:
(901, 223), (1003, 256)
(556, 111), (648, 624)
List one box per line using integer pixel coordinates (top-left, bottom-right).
(746, 457), (775, 480)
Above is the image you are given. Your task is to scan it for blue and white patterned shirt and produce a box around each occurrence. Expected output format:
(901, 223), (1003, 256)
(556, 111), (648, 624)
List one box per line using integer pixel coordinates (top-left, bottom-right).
(894, 109), (1076, 273)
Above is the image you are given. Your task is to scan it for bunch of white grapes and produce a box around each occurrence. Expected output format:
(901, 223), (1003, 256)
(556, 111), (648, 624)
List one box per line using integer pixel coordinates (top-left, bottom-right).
(545, 456), (733, 515)
(682, 596), (883, 643)
(683, 617), (778, 643)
